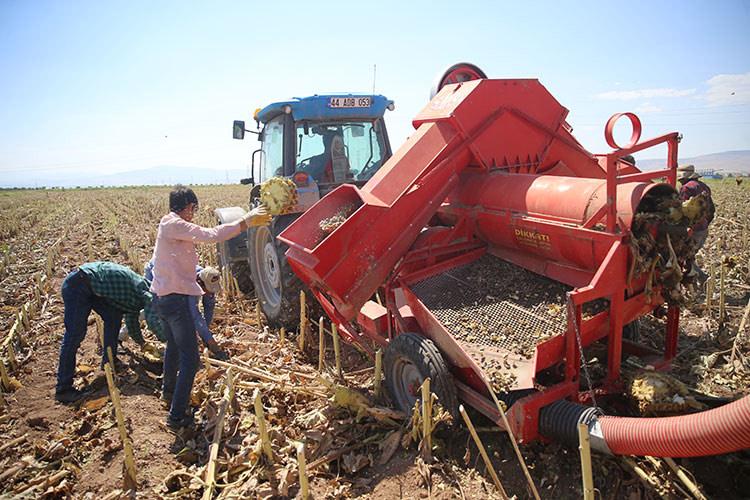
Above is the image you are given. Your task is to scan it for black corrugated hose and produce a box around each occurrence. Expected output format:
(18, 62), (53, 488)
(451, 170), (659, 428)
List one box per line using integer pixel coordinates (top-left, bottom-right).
(538, 399), (602, 446)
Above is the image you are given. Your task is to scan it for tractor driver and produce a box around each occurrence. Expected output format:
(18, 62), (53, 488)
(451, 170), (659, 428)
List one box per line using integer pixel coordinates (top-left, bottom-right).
(302, 131), (350, 183)
(303, 131), (336, 183)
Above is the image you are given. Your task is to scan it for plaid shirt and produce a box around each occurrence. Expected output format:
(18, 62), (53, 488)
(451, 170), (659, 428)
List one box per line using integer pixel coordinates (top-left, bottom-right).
(79, 261), (162, 343)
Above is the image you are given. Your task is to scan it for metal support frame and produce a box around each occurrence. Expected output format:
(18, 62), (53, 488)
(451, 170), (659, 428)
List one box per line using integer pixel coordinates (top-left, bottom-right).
(586, 132), (681, 232)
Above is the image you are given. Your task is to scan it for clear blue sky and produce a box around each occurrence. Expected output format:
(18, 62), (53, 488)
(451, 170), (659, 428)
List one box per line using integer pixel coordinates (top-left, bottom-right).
(1, 1), (749, 186)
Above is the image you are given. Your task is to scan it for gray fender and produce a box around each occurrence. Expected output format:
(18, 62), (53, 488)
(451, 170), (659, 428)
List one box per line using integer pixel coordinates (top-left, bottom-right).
(214, 207), (249, 265)
(214, 206), (247, 224)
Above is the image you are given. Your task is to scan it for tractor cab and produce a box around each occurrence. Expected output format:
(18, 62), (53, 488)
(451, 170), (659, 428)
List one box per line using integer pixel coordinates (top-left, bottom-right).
(234, 94), (394, 203)
(217, 93), (394, 328)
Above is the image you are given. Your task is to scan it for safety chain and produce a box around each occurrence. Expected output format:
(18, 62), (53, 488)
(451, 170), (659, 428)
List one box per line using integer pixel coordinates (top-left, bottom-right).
(567, 296), (599, 410)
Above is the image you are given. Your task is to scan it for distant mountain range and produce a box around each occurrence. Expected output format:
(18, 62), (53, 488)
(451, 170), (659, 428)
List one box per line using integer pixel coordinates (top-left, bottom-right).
(2, 150), (749, 189)
(1, 165), (249, 189)
(637, 150), (750, 174)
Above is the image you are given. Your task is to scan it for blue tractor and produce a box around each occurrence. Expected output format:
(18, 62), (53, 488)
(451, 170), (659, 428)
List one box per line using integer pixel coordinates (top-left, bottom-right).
(216, 93), (395, 329)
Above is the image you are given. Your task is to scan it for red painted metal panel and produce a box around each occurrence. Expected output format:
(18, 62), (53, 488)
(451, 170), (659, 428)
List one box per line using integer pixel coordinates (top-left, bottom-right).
(357, 300), (389, 340)
(280, 79), (616, 320)
(279, 76), (686, 443)
(281, 121), (472, 320)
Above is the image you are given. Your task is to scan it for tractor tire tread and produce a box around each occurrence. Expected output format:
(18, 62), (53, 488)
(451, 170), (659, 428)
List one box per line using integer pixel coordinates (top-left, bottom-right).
(249, 215), (304, 331)
(216, 242), (254, 294)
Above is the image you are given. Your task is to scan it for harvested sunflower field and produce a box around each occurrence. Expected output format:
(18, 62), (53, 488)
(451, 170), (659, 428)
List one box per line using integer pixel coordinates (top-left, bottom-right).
(0, 181), (748, 499)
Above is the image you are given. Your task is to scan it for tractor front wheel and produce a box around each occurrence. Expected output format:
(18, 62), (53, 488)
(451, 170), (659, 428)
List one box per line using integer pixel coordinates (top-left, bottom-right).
(384, 333), (458, 419)
(248, 218), (302, 330)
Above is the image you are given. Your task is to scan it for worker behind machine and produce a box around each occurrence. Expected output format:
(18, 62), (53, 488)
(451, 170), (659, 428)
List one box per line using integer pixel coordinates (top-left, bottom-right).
(677, 164), (714, 250)
(677, 164), (715, 282)
(121, 260), (229, 360)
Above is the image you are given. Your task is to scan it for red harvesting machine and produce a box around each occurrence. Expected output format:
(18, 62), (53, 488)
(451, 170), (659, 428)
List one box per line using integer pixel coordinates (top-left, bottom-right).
(278, 65), (750, 457)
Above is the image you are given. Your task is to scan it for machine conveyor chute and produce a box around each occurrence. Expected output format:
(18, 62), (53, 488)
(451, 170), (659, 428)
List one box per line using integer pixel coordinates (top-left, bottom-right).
(279, 78), (607, 319)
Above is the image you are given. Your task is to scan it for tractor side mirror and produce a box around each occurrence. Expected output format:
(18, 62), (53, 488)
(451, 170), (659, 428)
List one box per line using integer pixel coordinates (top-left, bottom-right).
(233, 120), (246, 140)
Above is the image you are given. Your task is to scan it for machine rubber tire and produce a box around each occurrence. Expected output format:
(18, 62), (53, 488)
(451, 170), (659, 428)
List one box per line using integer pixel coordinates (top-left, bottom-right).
(384, 333), (458, 419)
(216, 242), (254, 294)
(248, 216), (303, 330)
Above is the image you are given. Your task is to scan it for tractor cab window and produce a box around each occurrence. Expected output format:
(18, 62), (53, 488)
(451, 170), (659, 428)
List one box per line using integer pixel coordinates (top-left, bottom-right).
(294, 121), (385, 183)
(260, 116), (285, 181)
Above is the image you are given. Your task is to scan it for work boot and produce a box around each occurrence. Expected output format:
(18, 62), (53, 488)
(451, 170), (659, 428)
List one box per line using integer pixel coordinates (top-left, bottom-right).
(54, 387), (88, 404)
(166, 411), (195, 430)
(209, 349), (229, 362)
(100, 357), (126, 373)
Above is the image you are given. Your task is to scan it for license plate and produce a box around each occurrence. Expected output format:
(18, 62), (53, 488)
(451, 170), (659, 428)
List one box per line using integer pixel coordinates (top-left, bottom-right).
(328, 97), (371, 108)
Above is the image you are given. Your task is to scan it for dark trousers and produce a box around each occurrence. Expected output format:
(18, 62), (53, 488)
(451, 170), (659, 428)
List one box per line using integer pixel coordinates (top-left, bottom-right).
(56, 270), (122, 392)
(693, 229), (708, 251)
(157, 293), (200, 420)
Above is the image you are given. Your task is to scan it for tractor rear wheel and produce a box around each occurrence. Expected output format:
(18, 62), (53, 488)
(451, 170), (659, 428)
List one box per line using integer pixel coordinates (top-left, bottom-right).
(384, 333), (458, 419)
(216, 242), (254, 294)
(248, 217), (302, 330)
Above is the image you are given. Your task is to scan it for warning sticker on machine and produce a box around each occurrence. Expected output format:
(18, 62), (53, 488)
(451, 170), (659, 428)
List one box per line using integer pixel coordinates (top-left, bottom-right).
(514, 228), (552, 251)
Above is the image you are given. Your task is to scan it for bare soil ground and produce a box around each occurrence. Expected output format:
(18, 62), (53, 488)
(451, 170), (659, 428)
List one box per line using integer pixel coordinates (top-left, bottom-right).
(0, 181), (748, 499)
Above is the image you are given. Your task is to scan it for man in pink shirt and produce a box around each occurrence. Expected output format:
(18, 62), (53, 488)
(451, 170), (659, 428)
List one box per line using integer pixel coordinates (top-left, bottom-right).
(151, 185), (270, 429)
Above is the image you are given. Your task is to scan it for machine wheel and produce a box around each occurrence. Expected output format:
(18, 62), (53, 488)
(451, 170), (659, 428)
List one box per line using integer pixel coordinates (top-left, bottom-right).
(216, 242), (254, 294)
(430, 62), (487, 99)
(384, 333), (458, 419)
(248, 216), (303, 330)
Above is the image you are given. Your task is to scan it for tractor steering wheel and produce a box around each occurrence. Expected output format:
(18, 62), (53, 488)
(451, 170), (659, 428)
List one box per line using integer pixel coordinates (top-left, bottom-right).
(295, 156), (316, 172)
(297, 155), (315, 165)
(357, 160), (380, 181)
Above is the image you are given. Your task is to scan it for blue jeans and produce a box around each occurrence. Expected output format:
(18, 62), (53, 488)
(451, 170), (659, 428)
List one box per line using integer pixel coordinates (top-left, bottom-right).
(56, 270), (122, 392)
(202, 293), (215, 326)
(157, 294), (200, 421)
